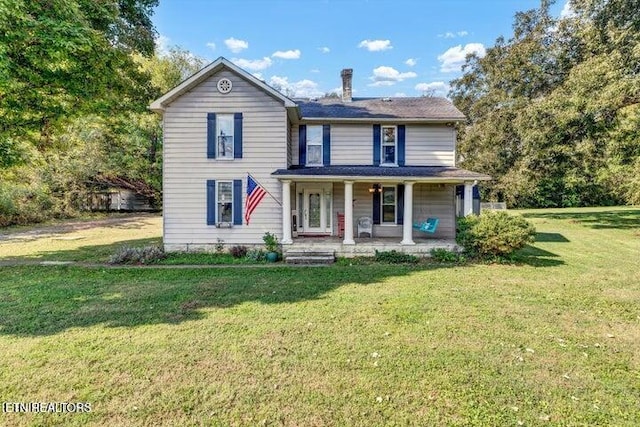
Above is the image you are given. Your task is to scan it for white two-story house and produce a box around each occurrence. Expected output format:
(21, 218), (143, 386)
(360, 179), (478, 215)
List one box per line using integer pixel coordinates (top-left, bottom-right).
(150, 57), (490, 255)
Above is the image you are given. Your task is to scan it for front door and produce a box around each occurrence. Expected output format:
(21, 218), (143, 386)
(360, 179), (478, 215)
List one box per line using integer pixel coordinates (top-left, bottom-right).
(304, 190), (323, 233)
(301, 186), (332, 234)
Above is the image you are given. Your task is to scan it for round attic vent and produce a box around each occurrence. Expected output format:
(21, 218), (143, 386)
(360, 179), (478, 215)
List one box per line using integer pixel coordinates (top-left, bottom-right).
(217, 78), (232, 94)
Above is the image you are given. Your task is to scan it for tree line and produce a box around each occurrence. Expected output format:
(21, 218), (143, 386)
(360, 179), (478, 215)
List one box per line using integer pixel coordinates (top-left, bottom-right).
(0, 0), (205, 226)
(1, 0), (637, 226)
(451, 0), (640, 208)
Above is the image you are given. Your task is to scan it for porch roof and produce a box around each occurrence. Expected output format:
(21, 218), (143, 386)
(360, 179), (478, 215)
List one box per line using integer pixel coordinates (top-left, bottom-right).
(272, 165), (491, 183)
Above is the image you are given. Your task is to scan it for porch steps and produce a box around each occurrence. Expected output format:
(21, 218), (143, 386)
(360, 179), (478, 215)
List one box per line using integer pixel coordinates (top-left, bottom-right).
(284, 249), (336, 265)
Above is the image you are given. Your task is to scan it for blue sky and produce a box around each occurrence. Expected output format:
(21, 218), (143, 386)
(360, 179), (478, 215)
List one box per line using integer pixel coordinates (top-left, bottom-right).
(153, 0), (571, 98)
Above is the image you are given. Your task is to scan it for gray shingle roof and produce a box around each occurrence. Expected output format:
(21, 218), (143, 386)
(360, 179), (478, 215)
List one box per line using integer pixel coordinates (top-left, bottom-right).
(272, 166), (490, 180)
(295, 97), (465, 120)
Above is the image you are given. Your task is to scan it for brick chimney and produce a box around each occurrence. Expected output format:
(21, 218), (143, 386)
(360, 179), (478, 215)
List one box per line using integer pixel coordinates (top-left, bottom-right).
(341, 68), (353, 102)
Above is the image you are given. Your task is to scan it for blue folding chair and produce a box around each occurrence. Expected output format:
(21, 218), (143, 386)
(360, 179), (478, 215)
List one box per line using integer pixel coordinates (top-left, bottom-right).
(412, 217), (439, 234)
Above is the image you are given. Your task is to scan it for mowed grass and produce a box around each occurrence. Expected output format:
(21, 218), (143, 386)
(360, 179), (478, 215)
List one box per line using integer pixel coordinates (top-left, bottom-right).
(0, 207), (639, 426)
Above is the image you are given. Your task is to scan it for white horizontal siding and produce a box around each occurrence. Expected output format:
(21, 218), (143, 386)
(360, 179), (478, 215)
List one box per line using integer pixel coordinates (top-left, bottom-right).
(405, 126), (456, 166)
(163, 69), (287, 247)
(290, 124), (456, 167)
(290, 124), (372, 166)
(330, 125), (373, 165)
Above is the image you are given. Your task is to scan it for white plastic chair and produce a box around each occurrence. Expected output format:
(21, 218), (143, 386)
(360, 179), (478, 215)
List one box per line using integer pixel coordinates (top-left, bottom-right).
(357, 216), (373, 238)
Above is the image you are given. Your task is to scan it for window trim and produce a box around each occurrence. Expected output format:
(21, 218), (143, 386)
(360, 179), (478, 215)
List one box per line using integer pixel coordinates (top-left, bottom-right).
(305, 125), (323, 166)
(381, 185), (397, 225)
(216, 114), (234, 160)
(216, 180), (234, 226)
(381, 125), (397, 166)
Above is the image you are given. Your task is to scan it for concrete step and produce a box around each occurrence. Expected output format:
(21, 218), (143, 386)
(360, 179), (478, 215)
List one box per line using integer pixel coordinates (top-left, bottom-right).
(284, 249), (335, 264)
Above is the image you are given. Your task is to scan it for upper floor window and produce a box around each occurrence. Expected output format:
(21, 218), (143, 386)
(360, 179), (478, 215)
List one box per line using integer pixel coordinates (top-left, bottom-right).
(217, 114), (234, 159)
(299, 124), (330, 167)
(306, 125), (323, 166)
(382, 125), (396, 165)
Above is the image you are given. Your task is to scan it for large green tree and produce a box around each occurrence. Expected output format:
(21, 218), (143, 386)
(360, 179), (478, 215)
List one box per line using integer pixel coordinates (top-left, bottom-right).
(451, 0), (640, 207)
(0, 0), (197, 225)
(0, 0), (158, 152)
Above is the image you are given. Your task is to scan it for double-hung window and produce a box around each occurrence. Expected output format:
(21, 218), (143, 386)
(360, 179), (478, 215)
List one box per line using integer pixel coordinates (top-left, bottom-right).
(207, 179), (242, 226)
(381, 186), (396, 224)
(306, 125), (323, 166)
(381, 125), (396, 165)
(217, 114), (234, 159)
(217, 181), (233, 223)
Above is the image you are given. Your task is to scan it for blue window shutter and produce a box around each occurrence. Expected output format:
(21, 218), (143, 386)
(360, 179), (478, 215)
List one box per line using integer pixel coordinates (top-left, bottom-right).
(299, 125), (307, 165)
(234, 113), (243, 159)
(233, 179), (243, 225)
(322, 124), (331, 166)
(206, 180), (216, 225)
(398, 125), (406, 166)
(397, 184), (404, 225)
(372, 186), (381, 225)
(207, 113), (216, 158)
(373, 124), (381, 166)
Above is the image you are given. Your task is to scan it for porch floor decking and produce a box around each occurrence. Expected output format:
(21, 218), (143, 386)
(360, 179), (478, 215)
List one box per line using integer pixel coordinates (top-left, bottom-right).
(288, 236), (459, 257)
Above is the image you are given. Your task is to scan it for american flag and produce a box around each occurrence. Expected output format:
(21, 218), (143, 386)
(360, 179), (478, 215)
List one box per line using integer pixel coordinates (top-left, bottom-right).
(245, 175), (267, 225)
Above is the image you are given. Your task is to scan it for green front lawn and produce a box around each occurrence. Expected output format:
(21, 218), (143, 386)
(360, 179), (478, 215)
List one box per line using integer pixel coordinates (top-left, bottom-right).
(0, 207), (639, 426)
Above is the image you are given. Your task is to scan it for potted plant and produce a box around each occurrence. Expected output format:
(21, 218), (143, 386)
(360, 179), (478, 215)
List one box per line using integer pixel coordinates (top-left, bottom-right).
(263, 232), (279, 262)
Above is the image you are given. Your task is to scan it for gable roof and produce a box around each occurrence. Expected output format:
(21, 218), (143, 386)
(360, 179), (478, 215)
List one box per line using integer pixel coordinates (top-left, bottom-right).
(149, 57), (464, 122)
(149, 57), (297, 112)
(296, 97), (465, 122)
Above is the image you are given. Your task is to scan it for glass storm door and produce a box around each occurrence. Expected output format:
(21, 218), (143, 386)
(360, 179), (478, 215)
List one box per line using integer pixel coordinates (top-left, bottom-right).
(300, 186), (333, 234)
(304, 191), (323, 233)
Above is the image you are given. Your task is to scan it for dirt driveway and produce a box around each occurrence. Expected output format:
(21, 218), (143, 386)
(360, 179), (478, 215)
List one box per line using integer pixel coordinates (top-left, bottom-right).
(0, 213), (160, 242)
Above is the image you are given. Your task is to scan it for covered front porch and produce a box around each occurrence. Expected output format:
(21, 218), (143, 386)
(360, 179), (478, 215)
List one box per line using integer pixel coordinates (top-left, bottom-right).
(272, 166), (491, 249)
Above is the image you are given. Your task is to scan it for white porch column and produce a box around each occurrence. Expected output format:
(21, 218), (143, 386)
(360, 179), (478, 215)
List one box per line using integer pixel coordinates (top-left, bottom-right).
(401, 181), (415, 245)
(281, 180), (293, 244)
(463, 181), (474, 217)
(343, 180), (355, 245)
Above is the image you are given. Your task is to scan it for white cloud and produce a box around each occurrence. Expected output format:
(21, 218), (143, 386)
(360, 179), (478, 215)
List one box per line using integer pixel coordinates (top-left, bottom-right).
(269, 75), (324, 98)
(252, 72), (263, 80)
(560, 1), (576, 18)
(358, 39), (393, 52)
(272, 49), (301, 59)
(155, 34), (170, 55)
(310, 68), (320, 73)
(405, 58), (417, 67)
(206, 42), (216, 51)
(232, 57), (272, 71)
(369, 66), (417, 86)
(438, 43), (486, 72)
(438, 30), (468, 38)
(415, 81), (450, 97)
(319, 47), (330, 53)
(394, 92), (407, 97)
(224, 37), (249, 53)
